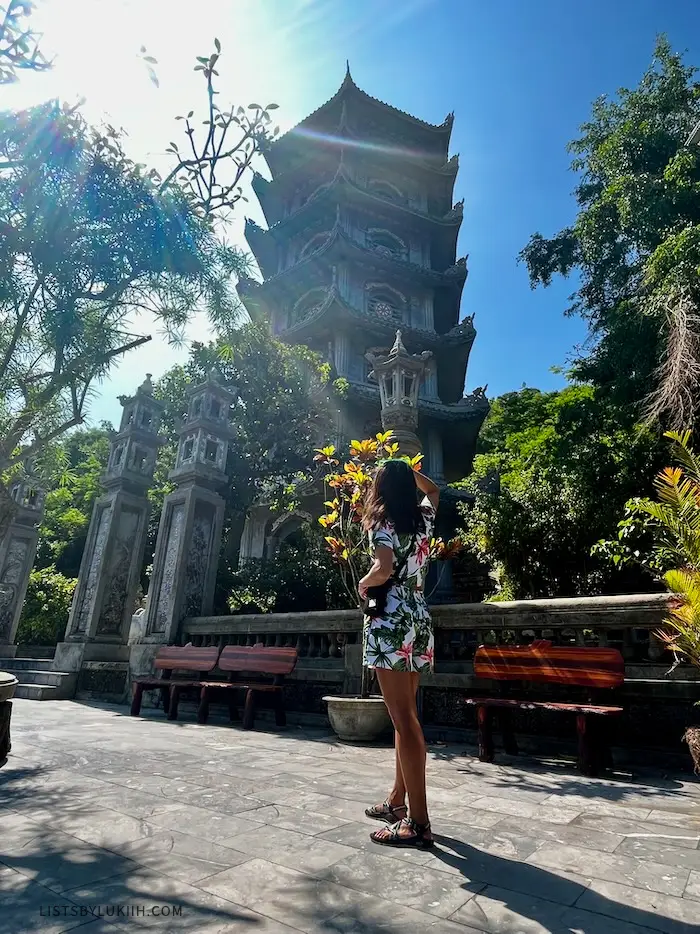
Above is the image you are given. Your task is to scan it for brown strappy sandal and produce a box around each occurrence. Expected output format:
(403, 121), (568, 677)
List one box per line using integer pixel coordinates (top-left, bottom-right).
(364, 799), (408, 823)
(370, 816), (434, 849)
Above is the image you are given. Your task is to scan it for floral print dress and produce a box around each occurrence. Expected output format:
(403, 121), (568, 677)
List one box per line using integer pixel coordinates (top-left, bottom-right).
(363, 497), (436, 672)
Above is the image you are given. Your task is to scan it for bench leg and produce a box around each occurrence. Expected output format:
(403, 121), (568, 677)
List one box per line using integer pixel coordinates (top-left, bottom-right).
(500, 709), (519, 756)
(242, 689), (255, 730)
(577, 713), (601, 777)
(159, 684), (171, 713)
(197, 687), (209, 725)
(228, 693), (239, 723)
(274, 690), (286, 728)
(130, 683), (144, 717)
(167, 685), (181, 721)
(477, 705), (495, 763)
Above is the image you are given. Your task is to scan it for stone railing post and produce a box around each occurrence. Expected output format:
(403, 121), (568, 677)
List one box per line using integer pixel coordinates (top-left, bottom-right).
(138, 370), (237, 653)
(0, 477), (45, 657)
(53, 375), (164, 689)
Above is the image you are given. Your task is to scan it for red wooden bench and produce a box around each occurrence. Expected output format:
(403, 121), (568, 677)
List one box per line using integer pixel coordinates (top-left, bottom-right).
(130, 645), (220, 720)
(464, 640), (624, 776)
(177, 644), (298, 729)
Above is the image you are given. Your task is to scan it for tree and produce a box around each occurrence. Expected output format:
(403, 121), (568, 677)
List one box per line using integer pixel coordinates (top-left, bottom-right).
(458, 386), (664, 599)
(521, 37), (700, 427)
(155, 323), (335, 517)
(34, 427), (111, 577)
(0, 1), (50, 84)
(0, 43), (277, 540)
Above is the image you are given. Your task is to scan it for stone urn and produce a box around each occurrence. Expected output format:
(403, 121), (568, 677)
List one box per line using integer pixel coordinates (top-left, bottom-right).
(323, 695), (392, 742)
(0, 671), (18, 767)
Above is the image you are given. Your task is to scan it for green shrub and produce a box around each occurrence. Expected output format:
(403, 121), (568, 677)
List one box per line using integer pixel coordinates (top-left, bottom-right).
(16, 568), (77, 646)
(223, 528), (355, 615)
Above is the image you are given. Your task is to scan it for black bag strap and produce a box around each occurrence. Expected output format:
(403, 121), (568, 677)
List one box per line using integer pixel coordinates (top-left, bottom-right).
(392, 531), (417, 585)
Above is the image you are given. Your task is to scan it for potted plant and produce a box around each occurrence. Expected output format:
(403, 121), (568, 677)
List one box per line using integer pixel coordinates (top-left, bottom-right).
(314, 432), (461, 741)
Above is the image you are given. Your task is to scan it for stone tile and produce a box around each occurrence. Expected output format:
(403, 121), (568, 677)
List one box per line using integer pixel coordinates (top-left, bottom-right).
(84, 788), (191, 822)
(494, 814), (624, 853)
(222, 824), (357, 876)
(113, 829), (249, 883)
(529, 841), (689, 897)
(146, 804), (261, 843)
(319, 890), (483, 934)
(47, 807), (167, 850)
(543, 796), (653, 821)
(559, 907), (663, 934)
(199, 856), (358, 929)
(616, 838), (700, 871)
(258, 788), (370, 823)
(685, 869), (700, 900)
(429, 807), (505, 830)
(431, 837), (590, 906)
(69, 864), (299, 932)
(326, 850), (480, 917)
(1, 901), (113, 934)
(577, 878), (700, 934)
(448, 885), (569, 934)
(470, 796), (581, 824)
(243, 802), (350, 836)
(648, 809), (700, 829)
(573, 813), (700, 849)
(168, 787), (266, 814)
(0, 824), (137, 895)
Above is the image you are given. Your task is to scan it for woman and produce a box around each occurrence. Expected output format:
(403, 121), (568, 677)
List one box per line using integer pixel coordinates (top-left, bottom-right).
(358, 458), (440, 849)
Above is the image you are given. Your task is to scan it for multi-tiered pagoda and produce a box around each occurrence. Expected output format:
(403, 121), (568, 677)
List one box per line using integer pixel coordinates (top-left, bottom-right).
(238, 67), (488, 561)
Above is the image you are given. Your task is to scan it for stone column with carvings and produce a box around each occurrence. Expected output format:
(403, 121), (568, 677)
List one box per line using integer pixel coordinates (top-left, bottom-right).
(0, 477), (45, 657)
(366, 330), (432, 457)
(54, 376), (164, 678)
(140, 370), (236, 647)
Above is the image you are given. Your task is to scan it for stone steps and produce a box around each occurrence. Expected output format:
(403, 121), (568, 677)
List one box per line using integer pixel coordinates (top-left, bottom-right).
(0, 658), (76, 700)
(0, 657), (54, 671)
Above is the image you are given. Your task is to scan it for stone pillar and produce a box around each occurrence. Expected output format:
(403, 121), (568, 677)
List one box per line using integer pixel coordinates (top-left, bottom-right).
(366, 330), (431, 457)
(0, 478), (45, 658)
(140, 371), (237, 647)
(54, 375), (164, 677)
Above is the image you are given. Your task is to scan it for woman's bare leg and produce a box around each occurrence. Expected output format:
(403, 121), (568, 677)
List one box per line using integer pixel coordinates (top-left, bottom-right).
(386, 671), (419, 808)
(374, 669), (429, 837)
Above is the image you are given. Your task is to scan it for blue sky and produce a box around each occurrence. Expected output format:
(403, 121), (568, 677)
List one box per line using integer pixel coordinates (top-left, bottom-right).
(9, 0), (700, 426)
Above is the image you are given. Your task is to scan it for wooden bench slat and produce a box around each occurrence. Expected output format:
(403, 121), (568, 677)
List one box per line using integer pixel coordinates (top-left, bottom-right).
(153, 646), (220, 672)
(464, 697), (623, 716)
(474, 643), (624, 690)
(218, 645), (298, 675)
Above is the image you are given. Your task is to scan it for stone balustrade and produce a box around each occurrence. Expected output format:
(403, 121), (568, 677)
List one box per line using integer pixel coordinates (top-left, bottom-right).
(181, 594), (700, 749)
(183, 592), (677, 666)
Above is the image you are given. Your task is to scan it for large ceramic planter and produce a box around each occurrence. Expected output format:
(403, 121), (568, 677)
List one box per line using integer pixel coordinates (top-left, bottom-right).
(0, 672), (18, 767)
(323, 695), (392, 742)
(684, 726), (700, 775)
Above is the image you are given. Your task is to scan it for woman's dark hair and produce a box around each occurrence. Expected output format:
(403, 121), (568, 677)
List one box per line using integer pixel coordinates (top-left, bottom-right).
(362, 459), (424, 536)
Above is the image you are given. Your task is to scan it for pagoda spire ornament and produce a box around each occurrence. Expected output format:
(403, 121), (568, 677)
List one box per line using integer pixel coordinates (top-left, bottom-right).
(366, 330), (432, 458)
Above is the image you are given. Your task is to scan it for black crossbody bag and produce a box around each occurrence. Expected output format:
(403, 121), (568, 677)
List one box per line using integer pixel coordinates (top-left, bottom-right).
(363, 531), (417, 619)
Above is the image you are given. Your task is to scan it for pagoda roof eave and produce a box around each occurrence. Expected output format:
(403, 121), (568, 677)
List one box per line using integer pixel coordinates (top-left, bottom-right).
(278, 289), (446, 347)
(263, 169), (463, 243)
(244, 220), (277, 278)
(268, 72), (453, 169)
(264, 134), (459, 188)
(257, 224), (468, 296)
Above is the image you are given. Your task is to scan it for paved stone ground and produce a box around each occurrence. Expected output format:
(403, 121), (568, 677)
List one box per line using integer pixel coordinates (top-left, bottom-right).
(2, 700), (700, 934)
